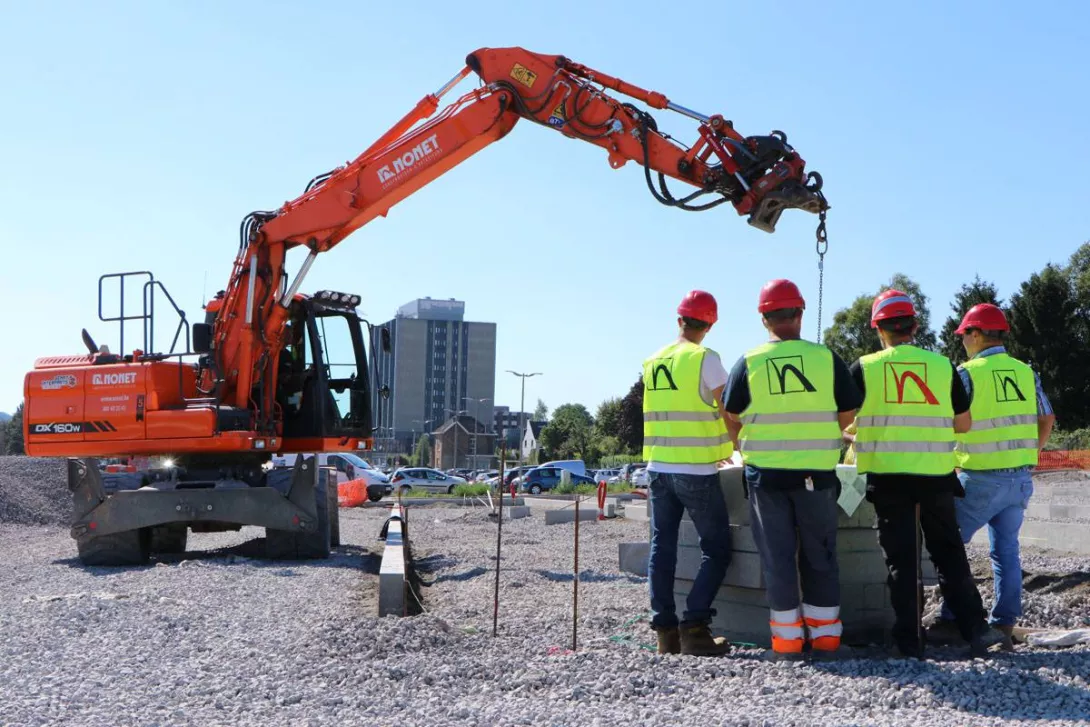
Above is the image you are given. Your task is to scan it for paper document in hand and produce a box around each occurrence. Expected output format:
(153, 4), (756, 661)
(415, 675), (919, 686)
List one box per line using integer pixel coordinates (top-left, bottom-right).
(835, 467), (867, 517)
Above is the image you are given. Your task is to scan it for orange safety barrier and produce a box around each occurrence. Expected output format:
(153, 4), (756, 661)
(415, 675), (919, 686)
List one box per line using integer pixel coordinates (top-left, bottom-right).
(1036, 450), (1090, 471)
(337, 478), (369, 508)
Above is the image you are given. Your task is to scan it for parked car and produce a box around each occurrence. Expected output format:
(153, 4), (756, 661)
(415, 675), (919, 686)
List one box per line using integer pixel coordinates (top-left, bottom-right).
(617, 462), (647, 483)
(539, 460), (588, 477)
(501, 465), (537, 490)
(272, 452), (392, 502)
(474, 470), (500, 483)
(519, 466), (596, 494)
(631, 467), (650, 488)
(592, 468), (620, 483)
(391, 467), (468, 494)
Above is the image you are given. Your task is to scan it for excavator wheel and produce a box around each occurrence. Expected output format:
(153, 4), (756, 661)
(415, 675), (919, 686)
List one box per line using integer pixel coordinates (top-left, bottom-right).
(149, 524), (189, 555)
(265, 468), (331, 560)
(76, 527), (151, 567)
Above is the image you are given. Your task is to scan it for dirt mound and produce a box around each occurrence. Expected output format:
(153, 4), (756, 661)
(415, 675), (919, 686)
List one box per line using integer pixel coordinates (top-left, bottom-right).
(0, 456), (70, 526)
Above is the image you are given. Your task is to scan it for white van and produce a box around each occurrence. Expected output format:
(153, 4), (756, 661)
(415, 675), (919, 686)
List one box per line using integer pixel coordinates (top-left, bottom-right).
(271, 452), (391, 502)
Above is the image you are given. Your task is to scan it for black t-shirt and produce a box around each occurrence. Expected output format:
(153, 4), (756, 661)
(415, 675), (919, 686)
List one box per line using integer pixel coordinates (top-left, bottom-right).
(723, 341), (863, 490)
(848, 355), (970, 496)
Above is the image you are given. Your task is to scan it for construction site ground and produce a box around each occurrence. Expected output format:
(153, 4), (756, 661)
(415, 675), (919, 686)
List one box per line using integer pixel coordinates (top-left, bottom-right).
(1, 456), (1089, 726)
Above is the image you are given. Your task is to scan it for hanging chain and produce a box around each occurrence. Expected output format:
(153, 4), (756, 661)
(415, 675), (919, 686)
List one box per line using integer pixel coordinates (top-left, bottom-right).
(815, 202), (829, 343)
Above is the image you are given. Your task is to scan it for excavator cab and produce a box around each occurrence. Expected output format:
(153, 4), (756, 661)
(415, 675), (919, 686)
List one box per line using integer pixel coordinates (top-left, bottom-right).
(276, 290), (380, 444)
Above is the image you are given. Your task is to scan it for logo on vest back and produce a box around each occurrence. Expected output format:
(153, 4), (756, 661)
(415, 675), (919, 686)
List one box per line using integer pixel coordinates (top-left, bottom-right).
(884, 362), (939, 405)
(992, 370), (1027, 402)
(766, 356), (816, 395)
(646, 361), (679, 391)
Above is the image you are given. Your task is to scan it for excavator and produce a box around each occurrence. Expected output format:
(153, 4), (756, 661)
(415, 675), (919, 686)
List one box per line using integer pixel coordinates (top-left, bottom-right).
(22, 47), (829, 565)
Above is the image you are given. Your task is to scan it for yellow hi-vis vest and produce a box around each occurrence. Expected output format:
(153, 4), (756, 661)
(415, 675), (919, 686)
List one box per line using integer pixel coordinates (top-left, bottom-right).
(854, 344), (957, 475)
(642, 340), (733, 464)
(738, 339), (842, 470)
(955, 353), (1039, 470)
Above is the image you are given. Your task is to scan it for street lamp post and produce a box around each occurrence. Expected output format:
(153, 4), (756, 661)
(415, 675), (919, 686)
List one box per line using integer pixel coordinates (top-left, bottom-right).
(463, 396), (491, 470)
(507, 370), (542, 467)
(412, 418), (434, 466)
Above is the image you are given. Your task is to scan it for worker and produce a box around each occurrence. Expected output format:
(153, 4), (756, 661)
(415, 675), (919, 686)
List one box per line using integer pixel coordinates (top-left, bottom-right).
(927, 303), (1055, 648)
(723, 279), (862, 660)
(642, 290), (734, 657)
(847, 290), (1007, 658)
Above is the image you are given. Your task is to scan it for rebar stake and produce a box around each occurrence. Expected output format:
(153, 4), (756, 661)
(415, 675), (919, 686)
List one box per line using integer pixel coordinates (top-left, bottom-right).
(572, 493), (580, 651)
(493, 440), (506, 638)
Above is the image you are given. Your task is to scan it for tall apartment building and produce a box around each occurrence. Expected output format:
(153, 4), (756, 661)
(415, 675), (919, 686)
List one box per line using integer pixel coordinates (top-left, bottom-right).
(369, 298), (496, 454)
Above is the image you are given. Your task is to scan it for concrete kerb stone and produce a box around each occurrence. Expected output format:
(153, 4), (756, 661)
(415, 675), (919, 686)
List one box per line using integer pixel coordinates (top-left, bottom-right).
(497, 505), (530, 520)
(379, 504), (407, 617)
(544, 508), (601, 525)
(619, 542), (650, 577)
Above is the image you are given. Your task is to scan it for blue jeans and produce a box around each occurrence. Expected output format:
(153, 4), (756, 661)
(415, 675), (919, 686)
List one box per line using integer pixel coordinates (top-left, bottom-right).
(939, 468), (1034, 626)
(648, 471), (732, 629)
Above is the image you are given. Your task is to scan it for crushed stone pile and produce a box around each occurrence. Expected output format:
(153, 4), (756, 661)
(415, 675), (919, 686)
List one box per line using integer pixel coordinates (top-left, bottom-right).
(0, 456), (70, 526)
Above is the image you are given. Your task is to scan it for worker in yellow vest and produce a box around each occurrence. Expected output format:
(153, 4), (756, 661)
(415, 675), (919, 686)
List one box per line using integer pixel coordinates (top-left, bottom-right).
(642, 290), (734, 657)
(928, 304), (1055, 648)
(847, 290), (1006, 658)
(723, 279), (862, 660)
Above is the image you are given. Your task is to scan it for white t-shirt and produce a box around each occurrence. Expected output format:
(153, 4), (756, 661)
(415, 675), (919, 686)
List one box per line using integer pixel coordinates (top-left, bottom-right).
(647, 340), (730, 476)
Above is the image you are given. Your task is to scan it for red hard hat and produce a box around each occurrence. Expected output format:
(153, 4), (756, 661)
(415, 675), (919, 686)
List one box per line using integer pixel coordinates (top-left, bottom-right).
(870, 289), (917, 327)
(758, 279), (806, 313)
(677, 290), (718, 324)
(955, 303), (1009, 334)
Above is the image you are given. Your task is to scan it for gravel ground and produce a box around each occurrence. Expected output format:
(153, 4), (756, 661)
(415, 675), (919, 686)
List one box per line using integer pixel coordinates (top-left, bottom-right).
(1, 463), (1089, 725)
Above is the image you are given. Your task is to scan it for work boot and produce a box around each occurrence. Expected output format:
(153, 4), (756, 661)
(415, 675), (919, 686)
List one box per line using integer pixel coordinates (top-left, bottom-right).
(969, 624), (1007, 657)
(654, 626), (680, 655)
(993, 624), (1016, 651)
(679, 621), (730, 657)
(924, 618), (963, 645)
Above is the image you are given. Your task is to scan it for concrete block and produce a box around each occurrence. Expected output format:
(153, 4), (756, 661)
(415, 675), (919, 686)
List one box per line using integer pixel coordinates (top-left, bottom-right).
(498, 505), (530, 520)
(544, 507), (600, 525)
(863, 583), (888, 611)
(619, 542), (649, 576)
(677, 522), (759, 552)
(1019, 520), (1090, 554)
(1050, 503), (1090, 521)
(624, 501), (650, 522)
(836, 551), (893, 586)
(676, 546), (764, 589)
(379, 506), (406, 617)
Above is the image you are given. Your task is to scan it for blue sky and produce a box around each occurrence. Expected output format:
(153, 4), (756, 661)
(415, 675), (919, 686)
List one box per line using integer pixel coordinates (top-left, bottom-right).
(1, 1), (1087, 418)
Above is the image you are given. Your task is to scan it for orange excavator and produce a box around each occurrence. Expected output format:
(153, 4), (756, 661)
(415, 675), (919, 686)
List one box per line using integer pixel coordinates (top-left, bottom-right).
(22, 47), (829, 564)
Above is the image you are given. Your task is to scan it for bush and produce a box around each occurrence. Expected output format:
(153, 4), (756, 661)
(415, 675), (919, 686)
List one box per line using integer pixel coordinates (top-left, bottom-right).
(598, 454), (641, 468)
(1045, 427), (1090, 451)
(554, 482), (597, 495)
(452, 483), (491, 497)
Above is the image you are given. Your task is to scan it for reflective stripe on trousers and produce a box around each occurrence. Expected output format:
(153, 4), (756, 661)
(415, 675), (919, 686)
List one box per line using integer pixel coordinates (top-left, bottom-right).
(802, 603), (842, 643)
(957, 438), (1038, 453)
(770, 607), (805, 653)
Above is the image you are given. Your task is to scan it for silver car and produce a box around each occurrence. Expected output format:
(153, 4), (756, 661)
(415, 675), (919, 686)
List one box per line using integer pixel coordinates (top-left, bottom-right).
(390, 467), (467, 494)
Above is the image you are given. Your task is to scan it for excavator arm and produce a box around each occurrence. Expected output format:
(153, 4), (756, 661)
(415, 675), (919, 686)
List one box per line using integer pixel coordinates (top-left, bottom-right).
(212, 46), (829, 417)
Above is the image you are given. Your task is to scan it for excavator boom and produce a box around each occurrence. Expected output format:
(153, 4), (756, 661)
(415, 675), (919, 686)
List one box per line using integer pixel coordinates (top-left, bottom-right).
(25, 45), (828, 461)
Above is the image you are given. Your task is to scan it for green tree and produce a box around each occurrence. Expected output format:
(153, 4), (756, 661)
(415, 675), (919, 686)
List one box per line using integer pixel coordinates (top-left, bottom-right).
(411, 434), (431, 467)
(822, 274), (936, 363)
(539, 403), (595, 461)
(594, 397), (622, 439)
(533, 398), (549, 421)
(4, 403), (24, 456)
(938, 276), (1002, 363)
(1065, 240), (1090, 314)
(1007, 263), (1088, 428)
(617, 376), (644, 455)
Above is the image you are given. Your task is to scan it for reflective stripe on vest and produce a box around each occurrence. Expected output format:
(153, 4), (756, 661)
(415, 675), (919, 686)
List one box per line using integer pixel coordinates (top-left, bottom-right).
(854, 344), (956, 475)
(738, 339), (842, 470)
(955, 353), (1039, 470)
(641, 340), (733, 464)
